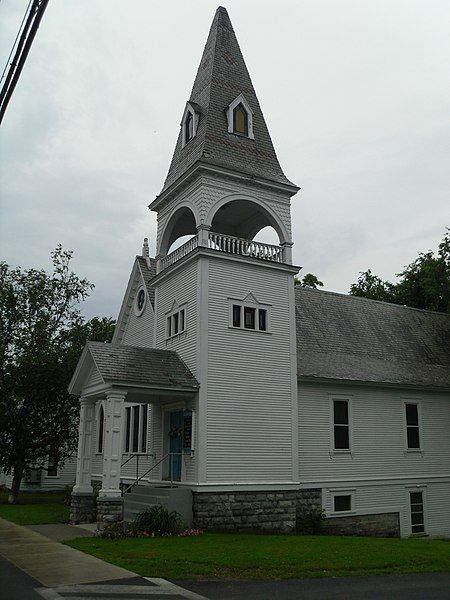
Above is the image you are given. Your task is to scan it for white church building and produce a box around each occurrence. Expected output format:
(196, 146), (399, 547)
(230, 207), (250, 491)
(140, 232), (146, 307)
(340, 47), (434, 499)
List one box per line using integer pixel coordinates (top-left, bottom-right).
(69, 7), (450, 537)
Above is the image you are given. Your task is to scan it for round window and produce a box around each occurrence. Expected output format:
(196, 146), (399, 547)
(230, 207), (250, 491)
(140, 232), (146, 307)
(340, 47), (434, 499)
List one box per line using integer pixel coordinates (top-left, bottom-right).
(134, 288), (146, 315)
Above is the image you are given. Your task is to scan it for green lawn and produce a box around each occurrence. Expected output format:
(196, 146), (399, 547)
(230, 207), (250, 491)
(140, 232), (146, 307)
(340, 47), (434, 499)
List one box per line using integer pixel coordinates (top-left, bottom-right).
(65, 533), (450, 580)
(0, 489), (69, 525)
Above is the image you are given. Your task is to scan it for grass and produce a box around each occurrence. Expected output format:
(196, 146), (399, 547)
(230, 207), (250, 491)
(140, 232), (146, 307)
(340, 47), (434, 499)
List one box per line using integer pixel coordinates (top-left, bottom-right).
(65, 533), (450, 580)
(0, 489), (69, 525)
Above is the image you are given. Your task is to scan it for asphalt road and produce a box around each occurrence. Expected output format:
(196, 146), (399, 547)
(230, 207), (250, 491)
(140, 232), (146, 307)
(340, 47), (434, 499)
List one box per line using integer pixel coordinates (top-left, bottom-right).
(178, 572), (450, 600)
(0, 555), (42, 600)
(1, 554), (449, 600)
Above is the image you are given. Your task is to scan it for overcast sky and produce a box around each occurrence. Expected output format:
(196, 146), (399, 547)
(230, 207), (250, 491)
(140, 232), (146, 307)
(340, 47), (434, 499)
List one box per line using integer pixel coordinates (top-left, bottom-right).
(1, 0), (449, 319)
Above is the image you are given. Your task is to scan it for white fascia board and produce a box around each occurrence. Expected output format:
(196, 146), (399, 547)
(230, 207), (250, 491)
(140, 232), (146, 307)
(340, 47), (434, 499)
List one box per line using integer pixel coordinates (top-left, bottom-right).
(112, 258), (141, 344)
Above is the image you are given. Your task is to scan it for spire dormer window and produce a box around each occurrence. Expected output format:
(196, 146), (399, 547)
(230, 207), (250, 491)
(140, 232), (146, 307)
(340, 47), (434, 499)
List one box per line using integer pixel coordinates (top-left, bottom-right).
(227, 93), (254, 139)
(181, 102), (200, 148)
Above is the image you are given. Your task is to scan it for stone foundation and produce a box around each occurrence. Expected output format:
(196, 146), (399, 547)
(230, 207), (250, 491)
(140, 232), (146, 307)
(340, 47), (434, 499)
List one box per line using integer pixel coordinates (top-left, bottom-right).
(322, 512), (400, 537)
(193, 490), (296, 533)
(70, 494), (96, 524)
(96, 497), (123, 528)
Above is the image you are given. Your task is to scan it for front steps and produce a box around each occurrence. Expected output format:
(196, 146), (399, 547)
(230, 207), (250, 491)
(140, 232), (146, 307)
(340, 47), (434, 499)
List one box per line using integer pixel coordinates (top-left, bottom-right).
(123, 485), (193, 526)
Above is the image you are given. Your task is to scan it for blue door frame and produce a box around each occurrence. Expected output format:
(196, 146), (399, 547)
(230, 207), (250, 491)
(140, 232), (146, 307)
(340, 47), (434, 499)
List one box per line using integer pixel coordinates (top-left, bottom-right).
(169, 410), (183, 481)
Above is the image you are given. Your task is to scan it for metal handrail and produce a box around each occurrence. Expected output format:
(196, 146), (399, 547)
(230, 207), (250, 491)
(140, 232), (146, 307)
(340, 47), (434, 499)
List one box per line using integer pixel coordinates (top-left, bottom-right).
(120, 453), (156, 484)
(122, 452), (183, 495)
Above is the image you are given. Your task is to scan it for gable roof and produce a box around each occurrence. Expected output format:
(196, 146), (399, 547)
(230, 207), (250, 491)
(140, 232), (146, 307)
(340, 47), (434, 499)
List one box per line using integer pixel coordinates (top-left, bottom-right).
(295, 287), (450, 390)
(112, 255), (157, 344)
(159, 6), (296, 196)
(69, 342), (199, 395)
(136, 255), (157, 308)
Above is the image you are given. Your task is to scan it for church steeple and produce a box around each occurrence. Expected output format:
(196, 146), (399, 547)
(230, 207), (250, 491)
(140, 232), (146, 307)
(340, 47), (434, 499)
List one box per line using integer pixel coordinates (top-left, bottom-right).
(159, 6), (297, 197)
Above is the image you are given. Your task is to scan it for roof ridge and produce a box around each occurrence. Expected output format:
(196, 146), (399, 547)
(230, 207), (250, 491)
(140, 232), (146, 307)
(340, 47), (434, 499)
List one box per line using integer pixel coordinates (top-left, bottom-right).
(295, 286), (450, 317)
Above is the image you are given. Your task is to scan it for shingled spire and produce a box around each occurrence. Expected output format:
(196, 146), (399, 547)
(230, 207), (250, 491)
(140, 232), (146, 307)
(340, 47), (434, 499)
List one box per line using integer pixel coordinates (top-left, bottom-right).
(159, 6), (296, 196)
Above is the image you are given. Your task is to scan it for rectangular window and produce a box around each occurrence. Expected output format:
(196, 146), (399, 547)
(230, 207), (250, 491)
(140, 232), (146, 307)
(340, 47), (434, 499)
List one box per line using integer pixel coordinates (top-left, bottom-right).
(333, 400), (350, 450)
(230, 301), (269, 332)
(47, 453), (58, 477)
(232, 304), (241, 327)
(166, 306), (187, 339)
(405, 403), (420, 449)
(244, 306), (256, 329)
(334, 494), (352, 512)
(132, 405), (140, 453)
(141, 405), (148, 453)
(125, 406), (131, 453)
(258, 309), (267, 331)
(410, 491), (425, 533)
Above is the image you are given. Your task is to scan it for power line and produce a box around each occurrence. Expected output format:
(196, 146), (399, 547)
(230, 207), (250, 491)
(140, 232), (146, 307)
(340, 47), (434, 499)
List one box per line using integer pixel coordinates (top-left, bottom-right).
(0, 0), (34, 85)
(0, 0), (50, 125)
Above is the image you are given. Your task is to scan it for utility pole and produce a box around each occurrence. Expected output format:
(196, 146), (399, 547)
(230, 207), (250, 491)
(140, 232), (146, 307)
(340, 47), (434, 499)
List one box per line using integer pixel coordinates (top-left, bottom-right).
(0, 0), (50, 125)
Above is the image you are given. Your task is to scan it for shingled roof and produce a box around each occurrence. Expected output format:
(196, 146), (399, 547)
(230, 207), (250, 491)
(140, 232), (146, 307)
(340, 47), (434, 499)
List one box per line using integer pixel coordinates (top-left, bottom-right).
(87, 342), (198, 391)
(159, 6), (296, 195)
(295, 287), (450, 390)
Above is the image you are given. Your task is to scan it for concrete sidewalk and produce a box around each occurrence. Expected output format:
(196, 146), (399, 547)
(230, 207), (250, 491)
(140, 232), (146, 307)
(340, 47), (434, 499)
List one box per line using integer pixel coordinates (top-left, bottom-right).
(0, 517), (136, 587)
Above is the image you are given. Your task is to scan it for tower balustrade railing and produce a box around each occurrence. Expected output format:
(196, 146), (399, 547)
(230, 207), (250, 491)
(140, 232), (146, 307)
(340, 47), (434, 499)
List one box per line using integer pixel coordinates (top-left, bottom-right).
(159, 235), (199, 271)
(159, 231), (283, 272)
(207, 231), (283, 262)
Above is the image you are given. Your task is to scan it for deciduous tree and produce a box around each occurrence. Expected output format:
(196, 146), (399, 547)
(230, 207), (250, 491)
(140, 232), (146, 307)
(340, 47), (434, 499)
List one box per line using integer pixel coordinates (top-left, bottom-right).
(0, 246), (115, 502)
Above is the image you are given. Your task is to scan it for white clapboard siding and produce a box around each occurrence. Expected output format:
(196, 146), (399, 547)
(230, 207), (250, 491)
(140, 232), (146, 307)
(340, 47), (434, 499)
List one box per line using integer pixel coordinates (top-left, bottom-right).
(322, 480), (450, 537)
(155, 260), (198, 374)
(86, 364), (103, 388)
(206, 257), (296, 483)
(122, 291), (155, 348)
(298, 383), (450, 481)
(2, 457), (77, 491)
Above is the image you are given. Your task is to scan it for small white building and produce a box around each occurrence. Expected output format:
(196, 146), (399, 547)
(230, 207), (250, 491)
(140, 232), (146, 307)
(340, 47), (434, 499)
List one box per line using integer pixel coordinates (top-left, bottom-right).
(69, 7), (450, 537)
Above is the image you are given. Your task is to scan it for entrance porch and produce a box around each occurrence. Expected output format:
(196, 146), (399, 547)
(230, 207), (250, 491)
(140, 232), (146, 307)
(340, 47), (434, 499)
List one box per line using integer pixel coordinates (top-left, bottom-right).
(68, 342), (199, 526)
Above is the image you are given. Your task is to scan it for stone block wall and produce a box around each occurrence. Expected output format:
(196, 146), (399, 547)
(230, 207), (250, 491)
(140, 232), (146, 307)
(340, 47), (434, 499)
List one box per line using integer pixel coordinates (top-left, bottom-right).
(97, 498), (123, 528)
(322, 512), (400, 537)
(193, 490), (296, 533)
(70, 494), (95, 524)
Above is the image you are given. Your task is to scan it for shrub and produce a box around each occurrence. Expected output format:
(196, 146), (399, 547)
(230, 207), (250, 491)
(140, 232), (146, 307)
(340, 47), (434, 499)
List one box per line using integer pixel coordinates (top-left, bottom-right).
(97, 521), (129, 539)
(131, 505), (184, 537)
(297, 507), (326, 535)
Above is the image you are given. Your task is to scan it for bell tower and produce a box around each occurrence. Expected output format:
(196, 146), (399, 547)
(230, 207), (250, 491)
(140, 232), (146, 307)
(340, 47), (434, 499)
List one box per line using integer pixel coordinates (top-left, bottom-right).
(149, 7), (300, 508)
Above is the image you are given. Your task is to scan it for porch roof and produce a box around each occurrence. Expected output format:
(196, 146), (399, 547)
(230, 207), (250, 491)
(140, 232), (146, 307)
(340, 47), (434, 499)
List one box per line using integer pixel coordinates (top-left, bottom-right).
(69, 342), (199, 395)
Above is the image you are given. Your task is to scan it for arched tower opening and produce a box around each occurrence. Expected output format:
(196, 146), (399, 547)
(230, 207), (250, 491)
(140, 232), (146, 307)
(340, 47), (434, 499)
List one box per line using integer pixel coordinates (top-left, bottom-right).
(209, 199), (287, 245)
(159, 206), (197, 256)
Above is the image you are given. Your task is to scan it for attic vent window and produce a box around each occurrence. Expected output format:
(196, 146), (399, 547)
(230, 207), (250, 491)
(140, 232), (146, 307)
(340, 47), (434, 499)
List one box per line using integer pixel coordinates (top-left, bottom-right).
(181, 103), (199, 147)
(134, 287), (146, 316)
(185, 111), (194, 142)
(233, 103), (248, 136)
(227, 94), (254, 139)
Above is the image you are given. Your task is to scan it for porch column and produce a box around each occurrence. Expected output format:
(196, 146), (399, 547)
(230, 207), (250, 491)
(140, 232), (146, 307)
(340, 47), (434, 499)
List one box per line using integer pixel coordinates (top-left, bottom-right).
(70, 396), (95, 524)
(97, 390), (126, 525)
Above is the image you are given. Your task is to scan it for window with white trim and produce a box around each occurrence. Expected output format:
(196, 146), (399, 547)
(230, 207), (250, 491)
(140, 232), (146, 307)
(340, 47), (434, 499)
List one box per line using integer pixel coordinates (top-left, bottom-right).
(410, 491), (425, 534)
(333, 399), (350, 450)
(46, 452), (58, 477)
(332, 492), (354, 513)
(226, 94), (254, 139)
(97, 404), (105, 453)
(166, 306), (186, 339)
(124, 404), (148, 454)
(231, 302), (268, 332)
(134, 286), (146, 316)
(181, 103), (199, 147)
(405, 402), (421, 449)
